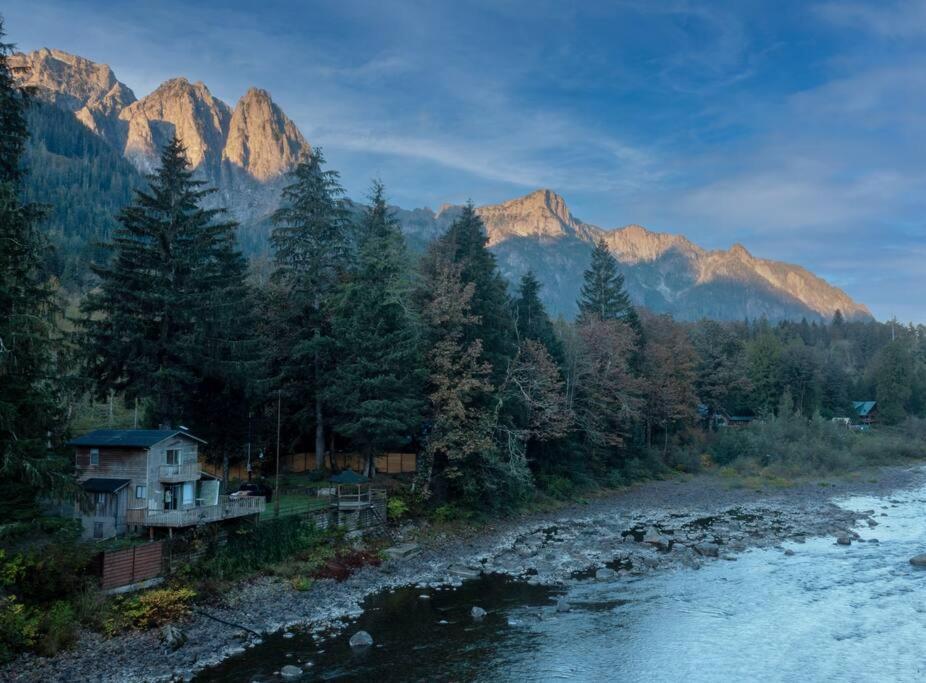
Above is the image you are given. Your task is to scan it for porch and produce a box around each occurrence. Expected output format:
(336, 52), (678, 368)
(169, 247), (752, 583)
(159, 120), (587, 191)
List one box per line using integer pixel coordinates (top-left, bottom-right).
(126, 495), (265, 527)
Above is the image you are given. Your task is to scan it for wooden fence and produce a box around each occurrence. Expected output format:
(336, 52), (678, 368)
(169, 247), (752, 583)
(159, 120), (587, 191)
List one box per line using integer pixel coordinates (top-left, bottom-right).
(99, 541), (164, 590)
(201, 451), (417, 481)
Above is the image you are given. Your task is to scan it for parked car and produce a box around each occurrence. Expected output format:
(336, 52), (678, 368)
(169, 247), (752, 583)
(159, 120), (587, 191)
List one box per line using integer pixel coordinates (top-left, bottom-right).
(236, 481), (274, 503)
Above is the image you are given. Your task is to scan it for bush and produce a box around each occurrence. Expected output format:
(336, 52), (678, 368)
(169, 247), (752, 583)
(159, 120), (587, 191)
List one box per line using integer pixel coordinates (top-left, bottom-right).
(290, 576), (313, 591)
(37, 601), (78, 657)
(387, 496), (409, 521)
(118, 586), (197, 630)
(0, 596), (39, 663)
(536, 474), (577, 500)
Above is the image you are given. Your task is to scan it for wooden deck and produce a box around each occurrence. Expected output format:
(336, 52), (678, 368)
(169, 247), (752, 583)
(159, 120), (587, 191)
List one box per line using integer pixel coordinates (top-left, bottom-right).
(126, 495), (265, 527)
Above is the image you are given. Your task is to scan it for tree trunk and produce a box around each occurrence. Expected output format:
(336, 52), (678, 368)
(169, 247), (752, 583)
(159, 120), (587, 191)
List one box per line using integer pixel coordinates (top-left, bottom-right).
(314, 350), (325, 470)
(222, 452), (229, 494)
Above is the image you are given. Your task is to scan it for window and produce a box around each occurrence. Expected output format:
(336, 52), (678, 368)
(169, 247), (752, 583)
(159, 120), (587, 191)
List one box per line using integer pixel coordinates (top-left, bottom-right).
(89, 448), (100, 466)
(93, 522), (103, 539)
(135, 485), (146, 499)
(165, 449), (180, 465)
(95, 492), (107, 514)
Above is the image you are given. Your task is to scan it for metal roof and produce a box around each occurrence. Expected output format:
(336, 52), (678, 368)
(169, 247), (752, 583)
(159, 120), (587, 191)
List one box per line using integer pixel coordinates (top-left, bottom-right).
(329, 470), (370, 485)
(68, 429), (205, 448)
(80, 478), (130, 494)
(853, 401), (877, 417)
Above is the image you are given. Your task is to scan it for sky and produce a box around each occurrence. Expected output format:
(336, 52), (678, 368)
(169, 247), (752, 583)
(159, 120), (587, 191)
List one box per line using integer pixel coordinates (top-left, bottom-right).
(6, 0), (926, 322)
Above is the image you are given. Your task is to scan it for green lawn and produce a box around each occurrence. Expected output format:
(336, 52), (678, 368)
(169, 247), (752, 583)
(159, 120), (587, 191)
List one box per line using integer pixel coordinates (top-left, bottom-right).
(259, 493), (330, 521)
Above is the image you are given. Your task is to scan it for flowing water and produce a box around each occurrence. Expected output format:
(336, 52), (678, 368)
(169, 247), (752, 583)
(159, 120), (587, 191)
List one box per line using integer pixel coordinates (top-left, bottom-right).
(198, 485), (926, 682)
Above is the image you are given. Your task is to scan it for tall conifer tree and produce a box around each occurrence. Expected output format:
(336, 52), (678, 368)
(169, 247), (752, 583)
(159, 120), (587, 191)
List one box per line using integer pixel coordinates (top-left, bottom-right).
(513, 271), (563, 362)
(270, 148), (349, 468)
(577, 238), (640, 332)
(325, 181), (424, 475)
(0, 20), (70, 511)
(81, 136), (246, 427)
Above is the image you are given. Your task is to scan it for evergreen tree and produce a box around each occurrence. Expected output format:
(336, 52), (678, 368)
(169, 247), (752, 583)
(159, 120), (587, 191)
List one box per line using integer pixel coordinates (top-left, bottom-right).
(577, 238), (640, 332)
(872, 341), (913, 425)
(270, 148), (350, 468)
(81, 136), (246, 427)
(513, 271), (563, 363)
(0, 20), (71, 513)
(429, 203), (516, 382)
(324, 181), (425, 476)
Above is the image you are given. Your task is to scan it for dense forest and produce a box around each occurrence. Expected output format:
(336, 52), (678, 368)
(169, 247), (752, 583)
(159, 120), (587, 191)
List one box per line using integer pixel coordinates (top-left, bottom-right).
(3, 25), (926, 524)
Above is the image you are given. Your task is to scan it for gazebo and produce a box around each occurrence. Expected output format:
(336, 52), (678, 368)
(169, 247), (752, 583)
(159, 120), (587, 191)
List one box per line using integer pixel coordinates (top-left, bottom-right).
(329, 470), (371, 511)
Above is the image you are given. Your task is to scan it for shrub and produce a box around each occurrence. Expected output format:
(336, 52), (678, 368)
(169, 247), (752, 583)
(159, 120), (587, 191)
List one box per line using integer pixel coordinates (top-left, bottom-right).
(120, 586), (196, 629)
(387, 496), (409, 521)
(536, 474), (577, 500)
(290, 576), (314, 591)
(0, 596), (39, 664)
(37, 601), (78, 656)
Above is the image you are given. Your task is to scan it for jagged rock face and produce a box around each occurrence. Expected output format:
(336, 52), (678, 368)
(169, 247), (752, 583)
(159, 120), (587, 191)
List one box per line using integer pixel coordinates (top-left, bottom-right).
(396, 189), (872, 323)
(12, 49), (310, 223)
(118, 78), (231, 174)
(223, 88), (309, 181)
(10, 48), (135, 148)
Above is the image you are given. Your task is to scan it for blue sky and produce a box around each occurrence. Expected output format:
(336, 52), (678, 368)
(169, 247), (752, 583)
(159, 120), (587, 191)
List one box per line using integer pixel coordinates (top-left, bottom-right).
(7, 0), (926, 322)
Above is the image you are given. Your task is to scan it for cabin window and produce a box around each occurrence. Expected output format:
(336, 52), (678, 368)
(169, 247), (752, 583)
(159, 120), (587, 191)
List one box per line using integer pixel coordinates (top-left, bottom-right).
(165, 449), (180, 465)
(135, 485), (146, 499)
(93, 522), (103, 539)
(89, 448), (100, 466)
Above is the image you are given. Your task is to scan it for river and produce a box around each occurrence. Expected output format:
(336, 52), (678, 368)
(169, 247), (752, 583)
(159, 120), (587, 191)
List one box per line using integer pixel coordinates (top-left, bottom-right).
(197, 481), (926, 682)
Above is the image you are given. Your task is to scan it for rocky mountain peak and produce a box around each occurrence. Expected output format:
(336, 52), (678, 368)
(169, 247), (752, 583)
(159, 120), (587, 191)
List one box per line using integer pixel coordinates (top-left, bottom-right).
(223, 87), (310, 181)
(118, 77), (231, 173)
(476, 188), (582, 245)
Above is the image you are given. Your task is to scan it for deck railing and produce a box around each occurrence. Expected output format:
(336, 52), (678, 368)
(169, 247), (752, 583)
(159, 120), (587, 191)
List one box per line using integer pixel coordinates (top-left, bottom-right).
(126, 495), (265, 527)
(158, 461), (200, 482)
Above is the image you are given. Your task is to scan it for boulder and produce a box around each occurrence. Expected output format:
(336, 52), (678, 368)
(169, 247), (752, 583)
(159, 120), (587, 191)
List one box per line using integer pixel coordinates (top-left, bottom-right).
(784, 549), (795, 556)
(836, 536), (852, 546)
(160, 624), (186, 651)
(909, 554), (926, 567)
(280, 664), (302, 679)
(349, 630), (374, 648)
(471, 606), (487, 620)
(595, 567), (617, 581)
(555, 598), (571, 613)
(694, 543), (720, 558)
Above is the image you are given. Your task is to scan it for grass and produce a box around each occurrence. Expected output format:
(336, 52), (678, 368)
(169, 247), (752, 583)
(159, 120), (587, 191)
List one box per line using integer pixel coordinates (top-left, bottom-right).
(259, 493), (329, 521)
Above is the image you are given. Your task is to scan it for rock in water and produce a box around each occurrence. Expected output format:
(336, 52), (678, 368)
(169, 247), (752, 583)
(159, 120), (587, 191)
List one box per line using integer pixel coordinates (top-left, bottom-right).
(160, 624), (186, 651)
(556, 598), (571, 613)
(595, 567), (617, 581)
(694, 543), (720, 558)
(349, 630), (374, 648)
(280, 664), (302, 679)
(836, 536), (852, 546)
(471, 606), (487, 620)
(909, 554), (926, 567)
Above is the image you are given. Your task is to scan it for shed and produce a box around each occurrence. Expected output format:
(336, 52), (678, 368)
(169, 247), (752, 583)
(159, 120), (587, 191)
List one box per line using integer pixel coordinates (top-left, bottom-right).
(329, 471), (371, 510)
(852, 401), (878, 424)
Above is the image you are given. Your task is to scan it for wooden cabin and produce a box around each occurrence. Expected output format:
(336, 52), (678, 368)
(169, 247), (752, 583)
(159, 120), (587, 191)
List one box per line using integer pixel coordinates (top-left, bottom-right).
(70, 429), (264, 540)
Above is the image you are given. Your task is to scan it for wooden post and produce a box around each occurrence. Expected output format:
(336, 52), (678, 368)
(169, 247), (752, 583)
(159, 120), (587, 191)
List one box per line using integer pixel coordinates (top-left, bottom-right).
(274, 390), (281, 518)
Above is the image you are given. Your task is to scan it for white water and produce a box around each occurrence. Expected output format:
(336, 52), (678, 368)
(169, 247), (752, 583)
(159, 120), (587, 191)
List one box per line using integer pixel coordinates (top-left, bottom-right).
(496, 487), (926, 682)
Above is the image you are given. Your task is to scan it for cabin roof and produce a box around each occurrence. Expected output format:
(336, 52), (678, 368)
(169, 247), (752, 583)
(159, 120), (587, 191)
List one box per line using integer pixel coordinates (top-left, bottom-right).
(329, 470), (369, 485)
(68, 429), (205, 448)
(852, 401), (877, 417)
(80, 478), (130, 494)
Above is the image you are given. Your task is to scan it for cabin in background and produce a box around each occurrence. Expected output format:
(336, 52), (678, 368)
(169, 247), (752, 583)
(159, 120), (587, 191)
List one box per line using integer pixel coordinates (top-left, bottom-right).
(70, 429), (264, 540)
(853, 401), (878, 426)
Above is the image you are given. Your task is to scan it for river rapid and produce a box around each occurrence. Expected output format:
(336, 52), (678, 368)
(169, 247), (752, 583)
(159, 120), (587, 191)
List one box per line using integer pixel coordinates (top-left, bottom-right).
(198, 477), (926, 682)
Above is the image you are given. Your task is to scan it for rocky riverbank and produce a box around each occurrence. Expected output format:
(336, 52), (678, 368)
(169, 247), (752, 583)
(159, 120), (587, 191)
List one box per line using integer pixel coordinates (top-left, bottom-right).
(8, 465), (925, 682)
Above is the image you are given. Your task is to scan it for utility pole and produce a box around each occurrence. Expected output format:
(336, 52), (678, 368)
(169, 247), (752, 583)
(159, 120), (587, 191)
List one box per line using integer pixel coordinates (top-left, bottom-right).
(274, 390), (281, 517)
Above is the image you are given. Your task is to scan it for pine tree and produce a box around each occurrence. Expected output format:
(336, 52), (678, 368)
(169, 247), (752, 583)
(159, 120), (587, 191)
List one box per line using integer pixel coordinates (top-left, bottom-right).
(81, 136), (246, 427)
(513, 271), (563, 363)
(0, 20), (70, 513)
(270, 148), (350, 469)
(430, 203), (516, 382)
(324, 181), (425, 475)
(577, 238), (640, 332)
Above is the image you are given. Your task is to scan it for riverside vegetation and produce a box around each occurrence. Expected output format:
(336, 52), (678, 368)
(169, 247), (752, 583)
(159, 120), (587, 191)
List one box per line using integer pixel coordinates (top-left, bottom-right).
(1, 16), (926, 667)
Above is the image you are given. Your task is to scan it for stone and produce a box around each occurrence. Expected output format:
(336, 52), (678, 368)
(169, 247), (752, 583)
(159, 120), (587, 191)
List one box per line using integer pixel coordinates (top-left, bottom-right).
(909, 554), (926, 567)
(595, 567), (617, 581)
(694, 543), (720, 558)
(160, 624), (186, 651)
(556, 598), (571, 613)
(836, 536), (852, 546)
(471, 606), (487, 620)
(349, 630), (373, 648)
(447, 565), (481, 579)
(280, 664), (302, 679)
(784, 549), (795, 556)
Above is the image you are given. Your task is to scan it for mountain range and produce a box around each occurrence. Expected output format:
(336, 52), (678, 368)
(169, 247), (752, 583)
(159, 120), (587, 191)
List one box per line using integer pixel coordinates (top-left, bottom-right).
(11, 48), (872, 323)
